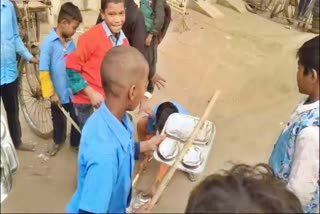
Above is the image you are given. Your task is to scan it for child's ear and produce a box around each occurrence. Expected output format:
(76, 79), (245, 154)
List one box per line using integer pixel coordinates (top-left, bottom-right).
(129, 85), (136, 101)
(100, 10), (105, 20)
(311, 69), (318, 83)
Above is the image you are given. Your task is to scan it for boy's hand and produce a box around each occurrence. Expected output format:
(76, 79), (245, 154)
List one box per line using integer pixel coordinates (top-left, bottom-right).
(145, 34), (153, 47)
(89, 90), (104, 108)
(152, 73), (166, 90)
(50, 93), (60, 104)
(140, 134), (166, 153)
(30, 57), (39, 64)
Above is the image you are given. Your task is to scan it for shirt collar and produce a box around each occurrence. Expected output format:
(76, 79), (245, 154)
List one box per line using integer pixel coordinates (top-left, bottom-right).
(47, 29), (60, 41)
(100, 102), (133, 151)
(296, 98), (319, 114)
(101, 21), (125, 41)
(48, 28), (73, 46)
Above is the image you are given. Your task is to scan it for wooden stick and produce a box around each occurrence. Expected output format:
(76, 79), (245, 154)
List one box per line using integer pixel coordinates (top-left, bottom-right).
(148, 91), (221, 210)
(58, 105), (81, 134)
(132, 155), (153, 188)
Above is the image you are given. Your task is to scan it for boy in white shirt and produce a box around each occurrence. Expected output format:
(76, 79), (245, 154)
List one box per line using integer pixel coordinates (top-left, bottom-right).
(269, 35), (319, 213)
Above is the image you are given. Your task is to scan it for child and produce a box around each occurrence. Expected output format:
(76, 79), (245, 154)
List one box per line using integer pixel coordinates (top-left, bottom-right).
(185, 164), (304, 213)
(96, 0), (147, 55)
(66, 46), (165, 213)
(140, 0), (167, 93)
(1, 0), (38, 152)
(39, 2), (82, 156)
(66, 0), (129, 129)
(137, 101), (197, 198)
(269, 35), (319, 213)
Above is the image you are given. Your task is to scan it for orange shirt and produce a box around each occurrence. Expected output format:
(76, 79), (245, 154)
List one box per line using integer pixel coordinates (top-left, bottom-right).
(66, 23), (129, 104)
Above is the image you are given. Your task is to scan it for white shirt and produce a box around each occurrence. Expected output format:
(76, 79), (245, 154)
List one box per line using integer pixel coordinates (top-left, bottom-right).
(286, 99), (319, 209)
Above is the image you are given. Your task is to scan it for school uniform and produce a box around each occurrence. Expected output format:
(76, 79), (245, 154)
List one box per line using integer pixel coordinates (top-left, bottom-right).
(66, 22), (129, 129)
(269, 98), (319, 213)
(39, 29), (80, 146)
(0, 0), (33, 147)
(146, 101), (189, 134)
(66, 102), (140, 213)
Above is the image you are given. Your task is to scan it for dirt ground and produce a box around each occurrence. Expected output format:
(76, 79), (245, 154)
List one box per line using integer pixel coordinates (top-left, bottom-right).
(1, 5), (317, 213)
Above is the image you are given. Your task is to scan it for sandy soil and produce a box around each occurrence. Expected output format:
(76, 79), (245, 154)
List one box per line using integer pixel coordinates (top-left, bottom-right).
(1, 5), (317, 213)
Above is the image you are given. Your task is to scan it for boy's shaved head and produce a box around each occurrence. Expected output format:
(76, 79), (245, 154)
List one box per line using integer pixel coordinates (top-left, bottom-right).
(101, 46), (149, 97)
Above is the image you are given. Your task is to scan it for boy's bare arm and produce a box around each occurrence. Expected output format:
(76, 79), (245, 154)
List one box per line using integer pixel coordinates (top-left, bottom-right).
(139, 134), (166, 153)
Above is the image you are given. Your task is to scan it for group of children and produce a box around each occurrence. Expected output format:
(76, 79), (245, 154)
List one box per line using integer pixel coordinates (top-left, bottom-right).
(1, 0), (319, 212)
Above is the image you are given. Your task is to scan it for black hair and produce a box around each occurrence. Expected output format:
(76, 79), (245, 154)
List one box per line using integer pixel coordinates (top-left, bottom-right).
(101, 0), (125, 11)
(297, 35), (319, 75)
(155, 102), (179, 133)
(58, 2), (83, 23)
(185, 163), (303, 213)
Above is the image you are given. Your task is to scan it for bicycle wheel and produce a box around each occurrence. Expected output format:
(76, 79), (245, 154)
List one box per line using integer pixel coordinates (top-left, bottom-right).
(284, 0), (299, 24)
(18, 59), (53, 139)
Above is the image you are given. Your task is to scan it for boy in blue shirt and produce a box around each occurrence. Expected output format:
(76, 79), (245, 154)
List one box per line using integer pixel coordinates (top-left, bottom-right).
(1, 0), (39, 152)
(66, 46), (165, 213)
(39, 2), (82, 156)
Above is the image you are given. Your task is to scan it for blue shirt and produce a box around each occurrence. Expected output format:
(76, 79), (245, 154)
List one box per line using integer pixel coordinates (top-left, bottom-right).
(1, 0), (33, 85)
(66, 102), (136, 213)
(39, 29), (75, 104)
(147, 101), (190, 134)
(102, 21), (126, 46)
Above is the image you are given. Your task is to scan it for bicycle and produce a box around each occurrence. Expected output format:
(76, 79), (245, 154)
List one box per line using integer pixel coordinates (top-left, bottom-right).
(13, 0), (53, 138)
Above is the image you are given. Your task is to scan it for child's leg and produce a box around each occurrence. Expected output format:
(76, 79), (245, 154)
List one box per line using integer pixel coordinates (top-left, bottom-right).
(74, 104), (94, 130)
(67, 103), (81, 147)
(137, 116), (154, 141)
(145, 163), (169, 197)
(145, 37), (158, 93)
(49, 103), (67, 156)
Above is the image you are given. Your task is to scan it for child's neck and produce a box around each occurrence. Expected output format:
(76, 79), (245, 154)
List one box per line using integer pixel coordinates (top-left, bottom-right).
(105, 97), (127, 122)
(55, 27), (67, 46)
(305, 89), (319, 104)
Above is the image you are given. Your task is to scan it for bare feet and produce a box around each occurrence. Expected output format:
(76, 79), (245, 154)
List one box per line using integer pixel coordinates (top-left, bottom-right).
(16, 143), (36, 152)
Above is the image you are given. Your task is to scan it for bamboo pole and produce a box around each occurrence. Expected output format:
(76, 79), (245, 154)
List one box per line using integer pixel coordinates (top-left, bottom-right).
(147, 91), (221, 210)
(58, 105), (81, 134)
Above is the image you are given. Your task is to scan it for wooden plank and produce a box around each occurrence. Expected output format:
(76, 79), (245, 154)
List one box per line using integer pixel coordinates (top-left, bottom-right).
(216, 0), (247, 13)
(188, 0), (224, 18)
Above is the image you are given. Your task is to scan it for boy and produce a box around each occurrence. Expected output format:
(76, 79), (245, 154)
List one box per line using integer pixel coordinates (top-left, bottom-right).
(96, 0), (147, 55)
(137, 101), (197, 198)
(66, 46), (165, 213)
(1, 0), (38, 152)
(185, 164), (303, 213)
(66, 0), (129, 130)
(140, 0), (167, 93)
(269, 36), (319, 213)
(39, 2), (82, 156)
